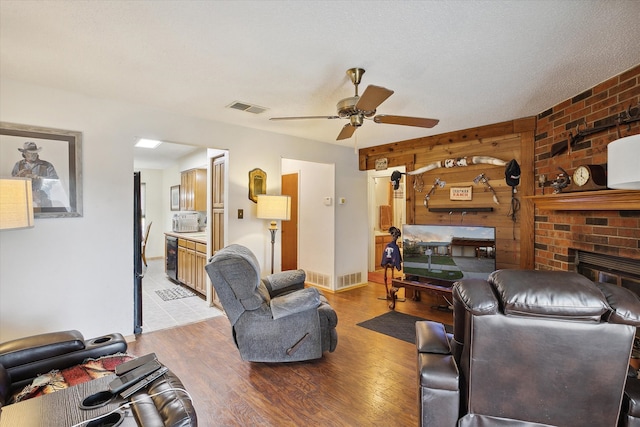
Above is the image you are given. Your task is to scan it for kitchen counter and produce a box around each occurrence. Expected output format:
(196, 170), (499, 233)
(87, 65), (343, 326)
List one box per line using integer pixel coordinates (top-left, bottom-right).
(165, 232), (208, 296)
(164, 231), (207, 244)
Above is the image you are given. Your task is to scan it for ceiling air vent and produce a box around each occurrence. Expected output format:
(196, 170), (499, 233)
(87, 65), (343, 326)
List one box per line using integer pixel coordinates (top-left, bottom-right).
(227, 101), (267, 114)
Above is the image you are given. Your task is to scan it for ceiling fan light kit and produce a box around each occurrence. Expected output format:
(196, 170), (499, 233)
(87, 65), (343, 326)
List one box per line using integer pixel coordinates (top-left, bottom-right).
(270, 67), (439, 141)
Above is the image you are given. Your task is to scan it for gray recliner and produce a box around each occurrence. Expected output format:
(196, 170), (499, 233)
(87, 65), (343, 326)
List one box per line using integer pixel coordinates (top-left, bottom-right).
(204, 244), (338, 362)
(416, 269), (640, 427)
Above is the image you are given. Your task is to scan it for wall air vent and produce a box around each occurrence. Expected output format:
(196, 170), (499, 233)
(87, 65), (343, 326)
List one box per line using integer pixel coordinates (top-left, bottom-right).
(338, 272), (362, 289)
(227, 101), (268, 114)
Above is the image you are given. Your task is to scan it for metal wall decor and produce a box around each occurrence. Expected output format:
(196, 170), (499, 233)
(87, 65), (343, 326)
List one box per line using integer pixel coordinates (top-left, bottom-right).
(248, 168), (267, 203)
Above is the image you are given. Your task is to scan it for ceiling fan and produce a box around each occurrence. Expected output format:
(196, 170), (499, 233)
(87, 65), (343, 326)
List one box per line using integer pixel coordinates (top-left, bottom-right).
(270, 67), (439, 141)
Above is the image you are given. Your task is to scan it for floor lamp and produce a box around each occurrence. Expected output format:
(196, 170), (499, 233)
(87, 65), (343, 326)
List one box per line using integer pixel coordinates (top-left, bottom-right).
(0, 178), (35, 230)
(256, 194), (292, 274)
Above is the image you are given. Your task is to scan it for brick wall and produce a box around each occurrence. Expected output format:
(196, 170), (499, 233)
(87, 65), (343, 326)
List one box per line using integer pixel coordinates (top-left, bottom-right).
(533, 64), (640, 271)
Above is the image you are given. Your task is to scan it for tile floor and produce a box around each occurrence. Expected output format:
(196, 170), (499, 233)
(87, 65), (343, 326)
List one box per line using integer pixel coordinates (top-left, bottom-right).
(141, 258), (224, 333)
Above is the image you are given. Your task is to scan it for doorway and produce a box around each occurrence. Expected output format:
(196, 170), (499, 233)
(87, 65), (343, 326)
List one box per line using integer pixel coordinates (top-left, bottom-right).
(368, 167), (406, 272)
(281, 158), (334, 287)
(134, 143), (226, 333)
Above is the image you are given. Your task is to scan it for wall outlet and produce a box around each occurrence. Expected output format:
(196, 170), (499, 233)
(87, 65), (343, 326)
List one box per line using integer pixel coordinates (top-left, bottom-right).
(238, 209), (243, 219)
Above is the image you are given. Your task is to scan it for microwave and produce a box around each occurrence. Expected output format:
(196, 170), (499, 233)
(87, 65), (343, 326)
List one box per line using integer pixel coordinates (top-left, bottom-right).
(172, 212), (199, 233)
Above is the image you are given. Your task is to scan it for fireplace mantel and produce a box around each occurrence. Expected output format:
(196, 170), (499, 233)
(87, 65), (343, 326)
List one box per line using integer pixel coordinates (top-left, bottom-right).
(526, 190), (640, 211)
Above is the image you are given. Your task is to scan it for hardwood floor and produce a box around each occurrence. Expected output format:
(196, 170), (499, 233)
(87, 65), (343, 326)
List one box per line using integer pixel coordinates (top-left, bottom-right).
(127, 281), (453, 426)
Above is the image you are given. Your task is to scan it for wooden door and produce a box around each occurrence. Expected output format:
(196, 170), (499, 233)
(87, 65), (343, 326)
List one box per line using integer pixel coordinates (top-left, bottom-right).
(210, 157), (225, 253)
(281, 173), (298, 271)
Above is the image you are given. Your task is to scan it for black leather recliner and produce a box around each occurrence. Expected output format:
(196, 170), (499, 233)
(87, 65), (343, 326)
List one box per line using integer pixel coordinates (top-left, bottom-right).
(416, 269), (640, 427)
(0, 329), (127, 407)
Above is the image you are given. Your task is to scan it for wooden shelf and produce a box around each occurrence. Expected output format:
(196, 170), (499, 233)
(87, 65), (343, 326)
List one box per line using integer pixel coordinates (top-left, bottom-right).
(526, 189), (640, 211)
(428, 207), (494, 213)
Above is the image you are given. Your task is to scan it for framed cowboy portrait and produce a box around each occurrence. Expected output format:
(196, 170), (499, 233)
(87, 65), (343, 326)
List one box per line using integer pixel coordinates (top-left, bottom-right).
(0, 122), (83, 218)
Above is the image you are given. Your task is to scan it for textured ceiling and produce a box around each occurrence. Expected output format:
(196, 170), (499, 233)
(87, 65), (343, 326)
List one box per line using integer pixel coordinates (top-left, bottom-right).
(1, 1), (639, 155)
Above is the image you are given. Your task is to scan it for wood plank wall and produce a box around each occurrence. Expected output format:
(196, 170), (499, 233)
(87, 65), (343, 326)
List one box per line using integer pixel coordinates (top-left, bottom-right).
(359, 117), (536, 270)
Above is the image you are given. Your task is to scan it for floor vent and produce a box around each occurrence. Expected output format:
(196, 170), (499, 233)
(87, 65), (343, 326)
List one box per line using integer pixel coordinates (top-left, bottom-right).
(227, 101), (268, 114)
(305, 270), (331, 289)
(338, 272), (362, 289)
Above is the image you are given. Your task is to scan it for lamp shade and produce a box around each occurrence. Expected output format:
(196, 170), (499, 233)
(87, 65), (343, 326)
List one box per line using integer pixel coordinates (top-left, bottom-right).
(256, 195), (291, 220)
(0, 178), (34, 230)
(608, 134), (640, 190)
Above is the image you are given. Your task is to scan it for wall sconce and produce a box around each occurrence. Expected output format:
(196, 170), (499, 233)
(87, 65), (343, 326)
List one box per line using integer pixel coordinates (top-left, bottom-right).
(608, 134), (640, 190)
(256, 194), (291, 274)
(0, 178), (35, 230)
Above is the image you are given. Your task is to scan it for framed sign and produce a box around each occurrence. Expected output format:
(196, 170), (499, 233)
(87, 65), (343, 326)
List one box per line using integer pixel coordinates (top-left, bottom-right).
(248, 168), (266, 203)
(0, 122), (83, 218)
(450, 186), (473, 201)
(170, 185), (180, 211)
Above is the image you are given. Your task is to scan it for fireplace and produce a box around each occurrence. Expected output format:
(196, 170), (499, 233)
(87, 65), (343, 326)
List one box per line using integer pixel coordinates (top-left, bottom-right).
(575, 250), (640, 356)
(575, 251), (640, 292)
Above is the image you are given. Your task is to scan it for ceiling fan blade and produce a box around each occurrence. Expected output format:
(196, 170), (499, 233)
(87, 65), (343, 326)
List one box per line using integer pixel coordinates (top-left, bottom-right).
(373, 115), (439, 128)
(356, 85), (394, 112)
(270, 115), (340, 121)
(336, 123), (357, 140)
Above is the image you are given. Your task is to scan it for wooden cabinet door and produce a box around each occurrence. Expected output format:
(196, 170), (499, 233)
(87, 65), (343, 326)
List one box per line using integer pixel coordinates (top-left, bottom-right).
(375, 235), (386, 271)
(177, 245), (187, 283)
(180, 172), (190, 210)
(180, 168), (207, 211)
(211, 158), (224, 253)
(193, 169), (207, 211)
(195, 250), (207, 295)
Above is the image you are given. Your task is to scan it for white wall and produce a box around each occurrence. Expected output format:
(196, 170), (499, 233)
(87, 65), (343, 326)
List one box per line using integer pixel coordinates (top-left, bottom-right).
(137, 148), (210, 259)
(283, 159), (335, 287)
(0, 78), (368, 341)
(138, 169), (164, 259)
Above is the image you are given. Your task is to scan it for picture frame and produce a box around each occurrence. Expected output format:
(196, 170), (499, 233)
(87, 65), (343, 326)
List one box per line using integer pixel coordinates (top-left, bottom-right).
(0, 122), (83, 218)
(248, 168), (267, 203)
(170, 185), (180, 211)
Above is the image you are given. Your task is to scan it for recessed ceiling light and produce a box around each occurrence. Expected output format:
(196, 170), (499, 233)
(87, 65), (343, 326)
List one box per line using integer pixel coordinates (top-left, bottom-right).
(135, 138), (163, 149)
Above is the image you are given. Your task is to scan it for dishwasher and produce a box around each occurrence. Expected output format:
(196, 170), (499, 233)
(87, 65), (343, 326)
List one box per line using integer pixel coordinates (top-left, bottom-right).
(166, 236), (178, 283)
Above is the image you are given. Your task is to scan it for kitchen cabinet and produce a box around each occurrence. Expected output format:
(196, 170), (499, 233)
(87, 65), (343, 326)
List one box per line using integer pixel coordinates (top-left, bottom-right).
(177, 238), (196, 289)
(180, 168), (207, 211)
(174, 236), (214, 302)
(375, 234), (387, 270)
(194, 243), (207, 295)
(167, 231), (222, 307)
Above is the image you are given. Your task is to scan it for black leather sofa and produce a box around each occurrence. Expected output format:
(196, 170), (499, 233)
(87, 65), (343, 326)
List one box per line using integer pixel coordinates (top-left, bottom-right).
(128, 368), (198, 427)
(0, 329), (127, 406)
(0, 330), (198, 426)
